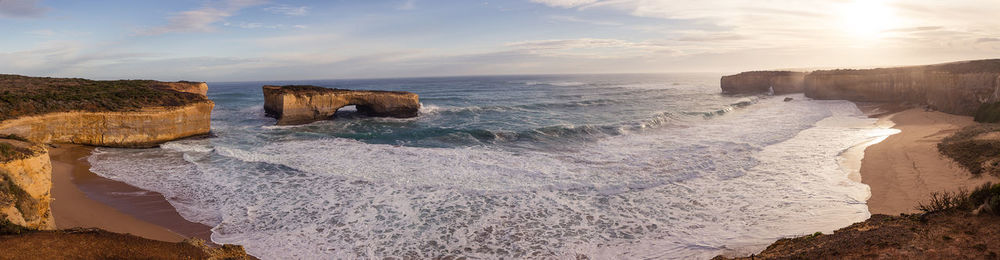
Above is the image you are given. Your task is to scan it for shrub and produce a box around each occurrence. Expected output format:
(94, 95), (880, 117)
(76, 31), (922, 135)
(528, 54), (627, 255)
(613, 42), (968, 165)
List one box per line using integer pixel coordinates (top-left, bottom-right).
(0, 134), (29, 142)
(0, 143), (33, 162)
(975, 102), (1000, 123)
(918, 182), (1000, 215)
(938, 124), (1000, 175)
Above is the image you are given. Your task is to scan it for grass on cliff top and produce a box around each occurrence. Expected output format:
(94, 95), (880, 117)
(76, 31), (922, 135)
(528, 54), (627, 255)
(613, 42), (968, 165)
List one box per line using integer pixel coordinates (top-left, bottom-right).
(938, 124), (1000, 175)
(0, 143), (32, 163)
(0, 74), (207, 121)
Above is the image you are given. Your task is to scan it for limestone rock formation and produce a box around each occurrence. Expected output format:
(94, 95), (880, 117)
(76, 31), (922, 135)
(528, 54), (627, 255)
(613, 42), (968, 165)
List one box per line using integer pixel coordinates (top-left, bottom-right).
(0, 139), (54, 230)
(721, 71), (806, 95)
(149, 81), (209, 97)
(263, 85), (420, 125)
(804, 60), (1000, 116)
(0, 102), (214, 148)
(720, 59), (1000, 117)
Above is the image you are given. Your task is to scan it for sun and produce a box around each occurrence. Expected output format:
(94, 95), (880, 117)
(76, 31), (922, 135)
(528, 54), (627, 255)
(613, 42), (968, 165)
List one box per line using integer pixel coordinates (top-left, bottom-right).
(840, 0), (897, 38)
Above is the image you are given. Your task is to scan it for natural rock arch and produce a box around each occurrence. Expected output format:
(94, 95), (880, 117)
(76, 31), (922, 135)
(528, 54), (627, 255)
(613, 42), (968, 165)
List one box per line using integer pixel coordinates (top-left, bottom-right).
(263, 85), (420, 125)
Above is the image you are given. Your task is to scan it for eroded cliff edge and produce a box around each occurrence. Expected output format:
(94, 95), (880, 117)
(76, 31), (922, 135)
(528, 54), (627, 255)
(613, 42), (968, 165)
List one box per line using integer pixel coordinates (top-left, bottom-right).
(721, 71), (806, 95)
(0, 75), (213, 148)
(720, 59), (1000, 117)
(0, 138), (54, 230)
(263, 85), (420, 125)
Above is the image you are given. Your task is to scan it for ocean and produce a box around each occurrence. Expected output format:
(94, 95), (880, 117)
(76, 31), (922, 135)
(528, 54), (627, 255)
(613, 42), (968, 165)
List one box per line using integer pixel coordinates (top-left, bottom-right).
(87, 74), (895, 259)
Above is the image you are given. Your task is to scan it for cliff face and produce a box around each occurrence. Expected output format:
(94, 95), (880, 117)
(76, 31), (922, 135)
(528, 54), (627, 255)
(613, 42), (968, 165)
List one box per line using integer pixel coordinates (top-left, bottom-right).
(0, 101), (214, 148)
(721, 71), (806, 95)
(720, 59), (1000, 117)
(148, 82), (208, 97)
(0, 140), (54, 230)
(805, 67), (1000, 115)
(263, 85), (420, 125)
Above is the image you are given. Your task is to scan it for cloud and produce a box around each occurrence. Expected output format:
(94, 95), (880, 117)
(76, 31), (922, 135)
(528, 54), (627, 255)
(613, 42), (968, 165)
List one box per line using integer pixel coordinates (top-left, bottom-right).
(0, 0), (47, 18)
(264, 5), (308, 16)
(223, 22), (306, 30)
(547, 15), (623, 26)
(977, 38), (1000, 43)
(530, 0), (598, 8)
(139, 0), (267, 35)
(396, 0), (416, 10)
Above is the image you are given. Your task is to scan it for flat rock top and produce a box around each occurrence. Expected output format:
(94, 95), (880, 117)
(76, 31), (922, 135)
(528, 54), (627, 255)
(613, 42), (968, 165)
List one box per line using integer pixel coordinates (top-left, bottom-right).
(0, 74), (208, 121)
(263, 85), (415, 96)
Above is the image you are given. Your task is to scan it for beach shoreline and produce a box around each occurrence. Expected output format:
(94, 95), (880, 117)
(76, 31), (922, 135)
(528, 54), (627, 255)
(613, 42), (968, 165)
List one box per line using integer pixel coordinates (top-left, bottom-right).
(856, 107), (1000, 215)
(48, 144), (212, 243)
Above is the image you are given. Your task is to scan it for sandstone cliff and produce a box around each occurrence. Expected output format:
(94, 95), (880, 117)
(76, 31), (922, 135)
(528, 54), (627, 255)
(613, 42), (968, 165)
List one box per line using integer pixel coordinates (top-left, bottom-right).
(0, 101), (214, 148)
(149, 81), (209, 97)
(720, 59), (1000, 117)
(0, 139), (54, 230)
(263, 85), (420, 125)
(721, 71), (806, 95)
(805, 60), (1000, 116)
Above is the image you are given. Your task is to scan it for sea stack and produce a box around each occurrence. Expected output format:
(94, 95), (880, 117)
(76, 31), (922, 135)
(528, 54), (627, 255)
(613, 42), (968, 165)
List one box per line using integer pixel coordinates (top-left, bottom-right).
(262, 85), (421, 125)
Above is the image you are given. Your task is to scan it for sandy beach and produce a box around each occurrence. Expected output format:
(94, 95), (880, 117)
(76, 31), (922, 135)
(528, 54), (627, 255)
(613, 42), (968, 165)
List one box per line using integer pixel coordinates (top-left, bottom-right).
(860, 108), (1000, 215)
(48, 144), (212, 242)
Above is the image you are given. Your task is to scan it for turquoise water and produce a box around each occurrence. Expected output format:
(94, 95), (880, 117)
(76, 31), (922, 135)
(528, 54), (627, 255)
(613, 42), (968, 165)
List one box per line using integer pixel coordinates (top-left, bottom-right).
(88, 74), (887, 259)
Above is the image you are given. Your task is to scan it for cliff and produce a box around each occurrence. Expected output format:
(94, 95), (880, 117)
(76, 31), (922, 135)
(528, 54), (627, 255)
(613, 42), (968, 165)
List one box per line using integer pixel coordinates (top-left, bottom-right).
(0, 102), (213, 148)
(0, 139), (54, 230)
(149, 81), (209, 97)
(805, 60), (1000, 116)
(720, 59), (1000, 117)
(721, 71), (806, 95)
(0, 75), (214, 147)
(263, 85), (420, 125)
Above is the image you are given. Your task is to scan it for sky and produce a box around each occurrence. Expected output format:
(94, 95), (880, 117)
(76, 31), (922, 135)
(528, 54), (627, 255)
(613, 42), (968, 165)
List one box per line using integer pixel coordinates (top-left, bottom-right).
(1, 0), (998, 81)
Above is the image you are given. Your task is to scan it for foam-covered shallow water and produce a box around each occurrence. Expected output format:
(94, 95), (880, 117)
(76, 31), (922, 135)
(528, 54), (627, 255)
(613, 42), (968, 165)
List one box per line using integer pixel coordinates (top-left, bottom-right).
(87, 74), (893, 259)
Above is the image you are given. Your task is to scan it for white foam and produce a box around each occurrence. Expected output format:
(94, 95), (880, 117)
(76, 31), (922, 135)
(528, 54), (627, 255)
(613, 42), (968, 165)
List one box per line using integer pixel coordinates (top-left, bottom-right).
(87, 94), (890, 259)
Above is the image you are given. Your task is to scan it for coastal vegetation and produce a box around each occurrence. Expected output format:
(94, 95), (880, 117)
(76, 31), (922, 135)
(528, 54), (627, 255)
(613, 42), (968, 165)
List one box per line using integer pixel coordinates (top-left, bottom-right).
(975, 102), (1000, 123)
(938, 124), (1000, 175)
(0, 228), (254, 259)
(717, 183), (1000, 259)
(0, 74), (207, 121)
(0, 137), (34, 162)
(918, 182), (1000, 215)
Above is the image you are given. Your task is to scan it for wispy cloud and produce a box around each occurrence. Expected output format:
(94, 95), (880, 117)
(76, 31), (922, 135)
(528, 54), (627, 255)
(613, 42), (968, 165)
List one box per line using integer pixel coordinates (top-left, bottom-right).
(139, 0), (268, 35)
(547, 15), (623, 26)
(0, 0), (48, 18)
(223, 22), (307, 30)
(529, 0), (598, 8)
(264, 5), (308, 16)
(977, 38), (1000, 44)
(396, 0), (416, 10)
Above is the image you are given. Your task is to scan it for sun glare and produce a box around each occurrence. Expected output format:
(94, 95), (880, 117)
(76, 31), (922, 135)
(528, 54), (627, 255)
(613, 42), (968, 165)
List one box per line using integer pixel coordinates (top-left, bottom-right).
(841, 0), (897, 39)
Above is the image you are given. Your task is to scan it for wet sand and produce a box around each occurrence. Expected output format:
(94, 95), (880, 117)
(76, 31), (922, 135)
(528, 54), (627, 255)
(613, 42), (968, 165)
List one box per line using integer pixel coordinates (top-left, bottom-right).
(860, 108), (1000, 214)
(48, 144), (213, 242)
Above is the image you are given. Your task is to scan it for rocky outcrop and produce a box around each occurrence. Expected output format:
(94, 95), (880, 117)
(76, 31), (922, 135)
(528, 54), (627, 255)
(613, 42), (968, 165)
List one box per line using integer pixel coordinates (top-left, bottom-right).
(263, 85), (420, 125)
(0, 102), (214, 148)
(149, 82), (208, 97)
(721, 71), (806, 95)
(0, 139), (54, 230)
(720, 59), (1000, 117)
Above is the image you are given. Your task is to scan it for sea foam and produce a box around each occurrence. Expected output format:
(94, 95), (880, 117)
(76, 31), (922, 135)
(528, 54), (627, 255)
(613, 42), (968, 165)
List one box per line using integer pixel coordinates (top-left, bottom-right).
(88, 92), (893, 259)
